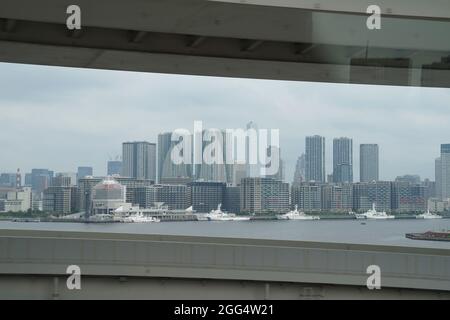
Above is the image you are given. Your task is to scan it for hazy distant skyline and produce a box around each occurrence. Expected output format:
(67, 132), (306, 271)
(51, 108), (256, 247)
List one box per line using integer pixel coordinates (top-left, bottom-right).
(1, 62), (449, 182)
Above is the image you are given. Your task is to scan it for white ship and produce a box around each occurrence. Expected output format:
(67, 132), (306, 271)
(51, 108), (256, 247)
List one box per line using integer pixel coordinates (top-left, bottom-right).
(201, 204), (251, 221)
(416, 210), (442, 219)
(277, 205), (320, 220)
(114, 206), (160, 223)
(355, 203), (395, 220)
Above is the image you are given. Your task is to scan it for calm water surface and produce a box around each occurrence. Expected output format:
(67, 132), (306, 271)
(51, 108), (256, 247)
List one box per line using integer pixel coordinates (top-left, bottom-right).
(1, 219), (450, 249)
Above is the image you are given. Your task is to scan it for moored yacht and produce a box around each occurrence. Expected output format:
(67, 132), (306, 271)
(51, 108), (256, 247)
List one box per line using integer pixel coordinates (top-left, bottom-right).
(277, 205), (320, 220)
(416, 210), (442, 219)
(202, 204), (251, 221)
(355, 203), (395, 220)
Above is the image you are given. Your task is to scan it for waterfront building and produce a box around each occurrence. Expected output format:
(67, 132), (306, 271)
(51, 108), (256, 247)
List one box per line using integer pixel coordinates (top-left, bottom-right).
(240, 177), (289, 214)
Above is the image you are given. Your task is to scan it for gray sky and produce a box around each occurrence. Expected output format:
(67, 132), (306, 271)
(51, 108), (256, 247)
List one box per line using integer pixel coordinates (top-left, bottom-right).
(0, 62), (449, 182)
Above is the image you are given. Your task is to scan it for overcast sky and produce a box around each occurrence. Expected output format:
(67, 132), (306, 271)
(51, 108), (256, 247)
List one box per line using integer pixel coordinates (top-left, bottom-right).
(0, 62), (449, 182)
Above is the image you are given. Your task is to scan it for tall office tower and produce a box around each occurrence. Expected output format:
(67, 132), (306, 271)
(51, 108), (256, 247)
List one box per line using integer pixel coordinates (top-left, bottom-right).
(107, 161), (122, 176)
(24, 173), (32, 187)
(292, 154), (306, 186)
(232, 162), (247, 186)
(360, 144), (379, 182)
(246, 121), (261, 178)
(196, 130), (229, 183)
(305, 135), (325, 182)
(122, 141), (156, 181)
(31, 169), (53, 194)
(264, 146), (284, 181)
(333, 137), (353, 183)
(158, 132), (192, 184)
(440, 144), (450, 199)
(77, 167), (93, 181)
(436, 157), (442, 199)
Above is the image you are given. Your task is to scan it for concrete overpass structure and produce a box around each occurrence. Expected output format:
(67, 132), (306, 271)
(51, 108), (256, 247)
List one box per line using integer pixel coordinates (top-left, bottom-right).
(0, 229), (449, 299)
(0, 0), (449, 87)
(1, 1), (450, 299)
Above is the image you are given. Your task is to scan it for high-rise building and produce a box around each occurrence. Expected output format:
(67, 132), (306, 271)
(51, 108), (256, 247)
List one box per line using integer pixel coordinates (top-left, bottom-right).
(333, 137), (353, 183)
(240, 177), (289, 214)
(77, 167), (93, 181)
(31, 169), (53, 193)
(440, 144), (450, 200)
(24, 173), (32, 187)
(292, 154), (306, 186)
(107, 161), (122, 176)
(264, 146), (284, 181)
(196, 130), (230, 183)
(360, 144), (379, 182)
(232, 162), (247, 186)
(436, 157), (442, 199)
(246, 121), (261, 178)
(122, 141), (156, 181)
(158, 132), (192, 184)
(422, 179), (436, 201)
(305, 135), (325, 182)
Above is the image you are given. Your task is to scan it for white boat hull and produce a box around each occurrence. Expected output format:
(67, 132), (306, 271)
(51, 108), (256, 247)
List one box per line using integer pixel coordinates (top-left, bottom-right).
(277, 215), (320, 220)
(206, 216), (251, 221)
(356, 214), (395, 220)
(416, 215), (442, 219)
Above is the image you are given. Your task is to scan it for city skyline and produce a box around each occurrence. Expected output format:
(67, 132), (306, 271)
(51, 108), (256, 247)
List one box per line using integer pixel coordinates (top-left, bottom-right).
(1, 62), (450, 181)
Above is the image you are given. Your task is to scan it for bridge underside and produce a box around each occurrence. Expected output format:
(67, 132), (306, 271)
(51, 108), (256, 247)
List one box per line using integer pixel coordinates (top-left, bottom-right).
(0, 0), (449, 87)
